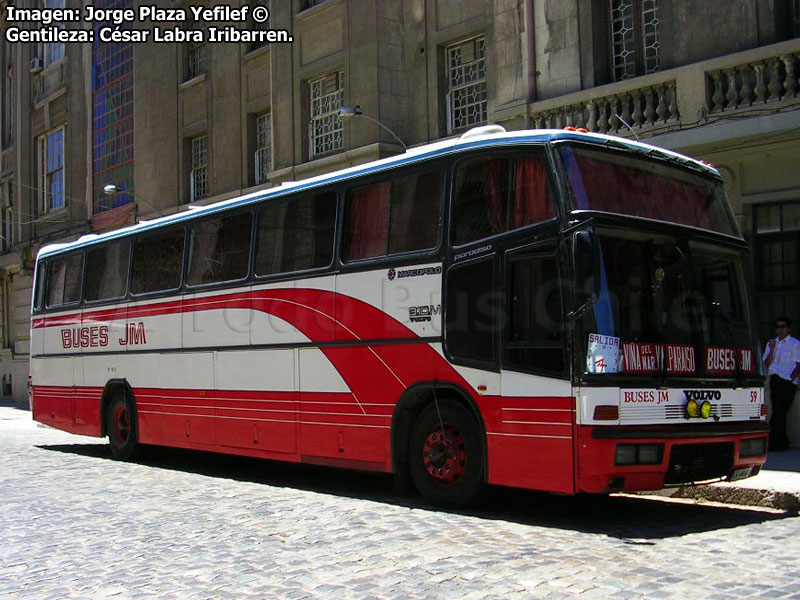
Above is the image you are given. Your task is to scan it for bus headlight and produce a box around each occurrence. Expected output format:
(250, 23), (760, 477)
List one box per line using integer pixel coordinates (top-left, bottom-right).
(686, 399), (699, 418)
(700, 400), (712, 419)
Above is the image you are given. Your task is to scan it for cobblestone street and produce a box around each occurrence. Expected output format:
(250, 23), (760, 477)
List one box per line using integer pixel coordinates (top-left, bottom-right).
(1, 402), (798, 600)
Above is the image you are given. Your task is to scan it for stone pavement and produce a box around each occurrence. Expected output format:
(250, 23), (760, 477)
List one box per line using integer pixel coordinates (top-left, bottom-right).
(665, 447), (800, 512)
(3, 400), (800, 599)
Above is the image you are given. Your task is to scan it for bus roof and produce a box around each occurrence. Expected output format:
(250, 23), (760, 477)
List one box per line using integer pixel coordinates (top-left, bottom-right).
(37, 127), (719, 259)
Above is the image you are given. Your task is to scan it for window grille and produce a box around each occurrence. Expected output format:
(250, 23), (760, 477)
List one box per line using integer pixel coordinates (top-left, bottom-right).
(446, 36), (487, 134)
(309, 72), (343, 158)
(39, 128), (65, 213)
(255, 113), (271, 185)
(190, 135), (208, 202)
(753, 201), (800, 339)
(187, 42), (207, 80)
(610, 0), (660, 81)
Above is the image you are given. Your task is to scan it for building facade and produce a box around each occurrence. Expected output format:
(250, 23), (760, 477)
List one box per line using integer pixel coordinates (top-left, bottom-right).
(1, 0), (799, 439)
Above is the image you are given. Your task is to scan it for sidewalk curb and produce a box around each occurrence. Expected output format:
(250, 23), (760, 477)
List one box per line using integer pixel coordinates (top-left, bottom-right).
(668, 484), (800, 512)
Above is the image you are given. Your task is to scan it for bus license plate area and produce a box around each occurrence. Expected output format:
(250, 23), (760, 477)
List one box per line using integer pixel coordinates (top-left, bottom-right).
(728, 467), (751, 482)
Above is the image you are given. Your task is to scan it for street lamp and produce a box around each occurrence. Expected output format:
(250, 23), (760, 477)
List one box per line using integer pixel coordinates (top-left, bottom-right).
(102, 183), (163, 218)
(337, 105), (408, 151)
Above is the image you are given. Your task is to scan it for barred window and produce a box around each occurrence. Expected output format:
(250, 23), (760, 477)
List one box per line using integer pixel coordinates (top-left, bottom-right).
(446, 36), (487, 134)
(39, 127), (65, 213)
(753, 201), (800, 340)
(186, 41), (207, 80)
(309, 71), (343, 158)
(255, 112), (271, 185)
(190, 135), (208, 202)
(610, 0), (660, 81)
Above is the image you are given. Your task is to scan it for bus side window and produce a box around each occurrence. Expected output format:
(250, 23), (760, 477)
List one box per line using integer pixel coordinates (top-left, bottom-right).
(506, 251), (565, 375)
(188, 212), (253, 285)
(255, 192), (336, 276)
(131, 229), (185, 294)
(344, 169), (441, 261)
(47, 253), (83, 307)
(33, 260), (47, 311)
(445, 256), (497, 365)
(453, 154), (553, 246)
(85, 241), (131, 301)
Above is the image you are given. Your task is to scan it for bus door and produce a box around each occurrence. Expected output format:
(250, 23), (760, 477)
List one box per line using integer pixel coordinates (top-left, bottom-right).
(497, 239), (574, 493)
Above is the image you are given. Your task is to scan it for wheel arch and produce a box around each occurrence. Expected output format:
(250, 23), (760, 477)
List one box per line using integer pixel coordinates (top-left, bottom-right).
(391, 381), (488, 486)
(100, 379), (137, 438)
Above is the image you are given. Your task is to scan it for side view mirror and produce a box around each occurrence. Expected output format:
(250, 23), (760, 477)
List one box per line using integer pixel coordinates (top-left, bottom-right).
(573, 229), (599, 298)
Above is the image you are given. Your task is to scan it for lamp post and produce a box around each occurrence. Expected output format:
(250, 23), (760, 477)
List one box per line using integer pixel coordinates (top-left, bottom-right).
(337, 106), (408, 151)
(102, 183), (163, 218)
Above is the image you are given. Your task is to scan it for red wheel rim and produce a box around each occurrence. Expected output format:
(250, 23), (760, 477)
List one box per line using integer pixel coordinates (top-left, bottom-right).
(422, 423), (467, 486)
(111, 403), (130, 447)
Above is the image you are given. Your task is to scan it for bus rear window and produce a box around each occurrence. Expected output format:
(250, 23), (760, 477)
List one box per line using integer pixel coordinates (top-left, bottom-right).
(131, 228), (185, 294)
(85, 241), (130, 301)
(452, 154), (554, 246)
(47, 253), (83, 307)
(188, 213), (253, 285)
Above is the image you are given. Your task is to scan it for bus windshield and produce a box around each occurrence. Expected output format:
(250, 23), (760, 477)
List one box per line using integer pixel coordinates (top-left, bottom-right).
(558, 144), (738, 237)
(581, 228), (759, 379)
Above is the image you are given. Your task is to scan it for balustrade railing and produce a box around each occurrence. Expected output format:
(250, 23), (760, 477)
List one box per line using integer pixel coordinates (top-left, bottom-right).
(525, 39), (800, 141)
(531, 81), (680, 136)
(707, 52), (799, 113)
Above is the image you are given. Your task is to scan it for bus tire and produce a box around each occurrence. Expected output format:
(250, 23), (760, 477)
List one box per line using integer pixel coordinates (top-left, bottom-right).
(105, 389), (139, 461)
(409, 398), (484, 508)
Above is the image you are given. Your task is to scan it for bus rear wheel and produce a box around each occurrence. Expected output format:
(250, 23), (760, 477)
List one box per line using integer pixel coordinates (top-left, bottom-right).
(106, 390), (139, 461)
(409, 399), (484, 508)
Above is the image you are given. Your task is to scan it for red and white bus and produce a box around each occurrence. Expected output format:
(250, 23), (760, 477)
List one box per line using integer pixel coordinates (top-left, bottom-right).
(31, 126), (769, 507)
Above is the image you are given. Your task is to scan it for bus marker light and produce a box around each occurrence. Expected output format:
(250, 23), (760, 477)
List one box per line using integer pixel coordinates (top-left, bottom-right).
(564, 126), (577, 131)
(577, 128), (589, 133)
(593, 405), (619, 420)
(739, 437), (766, 458)
(477, 385), (487, 392)
(686, 399), (699, 418)
(615, 445), (637, 465)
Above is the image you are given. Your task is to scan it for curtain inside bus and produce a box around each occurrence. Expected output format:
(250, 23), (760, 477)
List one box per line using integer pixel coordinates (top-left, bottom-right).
(454, 155), (553, 245)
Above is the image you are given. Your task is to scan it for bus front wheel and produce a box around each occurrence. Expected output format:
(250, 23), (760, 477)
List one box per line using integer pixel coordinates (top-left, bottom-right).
(105, 390), (139, 461)
(409, 399), (484, 508)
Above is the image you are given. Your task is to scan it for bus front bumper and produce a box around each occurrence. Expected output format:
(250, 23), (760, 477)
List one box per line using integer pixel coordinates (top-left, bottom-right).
(576, 422), (770, 494)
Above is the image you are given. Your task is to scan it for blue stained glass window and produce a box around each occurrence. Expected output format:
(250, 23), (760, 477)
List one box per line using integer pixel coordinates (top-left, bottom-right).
(92, 0), (135, 212)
